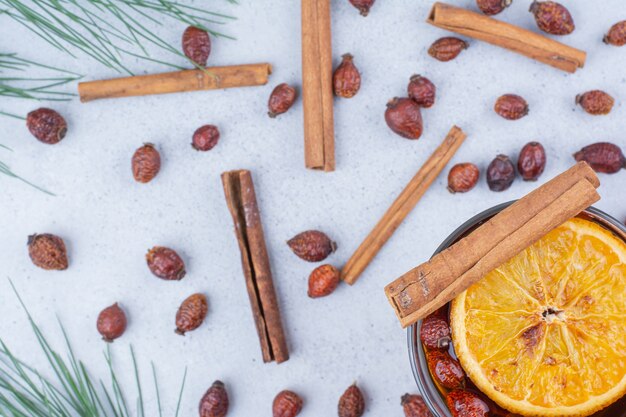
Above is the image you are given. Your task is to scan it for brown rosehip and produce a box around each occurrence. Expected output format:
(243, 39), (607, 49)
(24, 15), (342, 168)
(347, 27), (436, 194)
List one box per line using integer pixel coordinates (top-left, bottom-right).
(447, 163), (480, 193)
(529, 1), (574, 35)
(182, 26), (211, 66)
(401, 394), (433, 417)
(287, 230), (336, 262)
(199, 380), (229, 417)
(333, 54), (361, 99)
(476, 0), (512, 16)
(146, 246), (186, 280)
(273, 390), (303, 417)
(175, 293), (208, 335)
(446, 390), (490, 417)
(308, 264), (340, 298)
(604, 21), (626, 46)
(268, 83), (298, 118)
(192, 125), (220, 151)
(426, 350), (466, 390)
(576, 90), (614, 115)
(338, 383), (365, 417)
(494, 94), (528, 120)
(349, 0), (375, 16)
(385, 97), (423, 140)
(407, 75), (436, 108)
(28, 233), (68, 270)
(420, 314), (451, 350)
(97, 303), (127, 342)
(574, 142), (625, 174)
(26, 108), (67, 145)
(428, 37), (469, 62)
(518, 142), (546, 181)
(132, 143), (161, 183)
(487, 155), (515, 191)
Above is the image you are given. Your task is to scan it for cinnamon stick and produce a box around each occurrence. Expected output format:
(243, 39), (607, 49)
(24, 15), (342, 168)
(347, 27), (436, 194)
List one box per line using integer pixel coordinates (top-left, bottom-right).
(78, 63), (272, 102)
(385, 162), (600, 328)
(222, 170), (289, 364)
(301, 0), (335, 171)
(342, 126), (467, 285)
(427, 2), (586, 73)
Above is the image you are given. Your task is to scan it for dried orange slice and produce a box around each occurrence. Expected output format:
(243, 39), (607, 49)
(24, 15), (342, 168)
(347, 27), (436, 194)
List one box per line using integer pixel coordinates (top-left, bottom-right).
(450, 218), (626, 417)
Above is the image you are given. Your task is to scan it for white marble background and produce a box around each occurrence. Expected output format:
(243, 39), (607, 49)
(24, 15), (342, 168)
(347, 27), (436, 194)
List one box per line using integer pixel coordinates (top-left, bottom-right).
(1, 0), (625, 415)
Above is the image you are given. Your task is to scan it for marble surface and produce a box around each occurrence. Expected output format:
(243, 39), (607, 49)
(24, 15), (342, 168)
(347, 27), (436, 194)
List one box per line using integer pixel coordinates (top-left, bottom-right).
(1, 0), (625, 415)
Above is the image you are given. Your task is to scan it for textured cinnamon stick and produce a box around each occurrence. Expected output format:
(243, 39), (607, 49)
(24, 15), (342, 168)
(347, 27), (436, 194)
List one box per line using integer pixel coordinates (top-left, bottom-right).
(342, 126), (467, 285)
(78, 63), (272, 102)
(385, 162), (600, 328)
(427, 2), (586, 73)
(222, 170), (289, 364)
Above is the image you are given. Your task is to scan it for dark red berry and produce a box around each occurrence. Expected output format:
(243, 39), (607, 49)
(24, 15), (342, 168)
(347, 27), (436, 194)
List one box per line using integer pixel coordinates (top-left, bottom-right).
(426, 350), (466, 390)
(97, 303), (127, 342)
(146, 246), (186, 280)
(385, 97), (423, 139)
(287, 230), (336, 262)
(192, 125), (220, 151)
(407, 75), (436, 108)
(182, 26), (211, 66)
(199, 380), (229, 417)
(487, 155), (515, 191)
(26, 108), (67, 144)
(420, 314), (452, 350)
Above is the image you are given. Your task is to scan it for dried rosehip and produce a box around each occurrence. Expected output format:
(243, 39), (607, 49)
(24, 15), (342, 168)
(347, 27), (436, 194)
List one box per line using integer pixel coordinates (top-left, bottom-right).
(333, 54), (361, 99)
(287, 230), (336, 262)
(199, 380), (229, 417)
(428, 37), (469, 62)
(401, 394), (433, 417)
(349, 0), (375, 16)
(427, 350), (466, 390)
(407, 75), (436, 108)
(268, 83), (298, 118)
(574, 142), (625, 174)
(146, 246), (186, 280)
(494, 94), (528, 120)
(192, 125), (220, 151)
(308, 264), (340, 298)
(26, 108), (67, 145)
(476, 0), (512, 15)
(529, 1), (574, 35)
(175, 293), (208, 335)
(518, 142), (546, 181)
(576, 90), (614, 115)
(604, 21), (626, 46)
(97, 303), (127, 342)
(487, 155), (515, 191)
(448, 163), (480, 193)
(273, 390), (303, 417)
(338, 383), (365, 417)
(446, 390), (490, 417)
(420, 314), (451, 350)
(385, 97), (423, 140)
(28, 233), (68, 270)
(132, 143), (161, 183)
(182, 26), (211, 66)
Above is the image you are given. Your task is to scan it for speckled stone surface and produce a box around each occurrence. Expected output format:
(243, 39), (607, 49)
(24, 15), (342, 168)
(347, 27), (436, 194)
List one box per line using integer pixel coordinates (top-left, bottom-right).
(1, 0), (625, 415)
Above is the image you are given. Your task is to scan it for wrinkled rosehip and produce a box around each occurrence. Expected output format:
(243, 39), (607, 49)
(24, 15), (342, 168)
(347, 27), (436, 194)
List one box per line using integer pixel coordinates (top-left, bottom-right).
(26, 108), (67, 145)
(487, 155), (516, 191)
(427, 350), (466, 390)
(338, 383), (365, 417)
(529, 1), (574, 35)
(446, 390), (490, 417)
(182, 26), (211, 66)
(132, 143), (161, 183)
(428, 37), (469, 62)
(97, 303), (127, 342)
(268, 83), (298, 118)
(476, 0), (512, 15)
(349, 0), (375, 16)
(287, 230), (336, 262)
(192, 125), (220, 151)
(604, 21), (626, 46)
(420, 314), (451, 350)
(175, 293), (208, 335)
(199, 380), (229, 417)
(333, 54), (361, 99)
(308, 264), (340, 298)
(518, 142), (546, 181)
(385, 97), (423, 140)
(574, 142), (625, 174)
(576, 90), (614, 115)
(146, 246), (186, 280)
(494, 94), (528, 120)
(407, 75), (436, 108)
(28, 233), (68, 271)
(273, 390), (303, 417)
(448, 163), (480, 193)
(401, 394), (433, 417)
